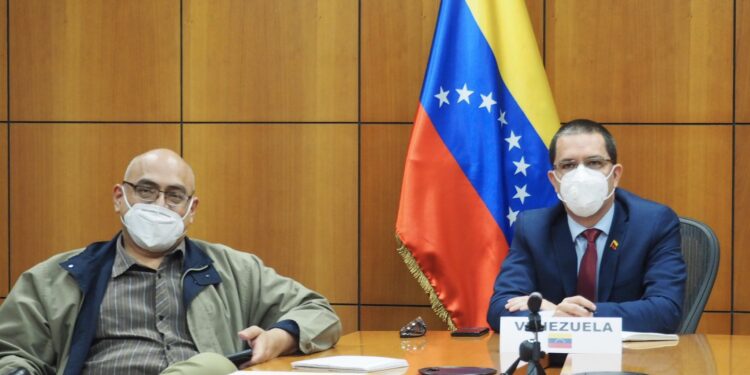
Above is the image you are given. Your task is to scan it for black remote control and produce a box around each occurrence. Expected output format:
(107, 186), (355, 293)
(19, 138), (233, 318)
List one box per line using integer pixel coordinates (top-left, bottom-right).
(226, 348), (253, 367)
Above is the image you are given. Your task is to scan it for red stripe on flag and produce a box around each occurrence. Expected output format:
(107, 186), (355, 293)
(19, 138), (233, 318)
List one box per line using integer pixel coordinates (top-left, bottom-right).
(397, 105), (509, 327)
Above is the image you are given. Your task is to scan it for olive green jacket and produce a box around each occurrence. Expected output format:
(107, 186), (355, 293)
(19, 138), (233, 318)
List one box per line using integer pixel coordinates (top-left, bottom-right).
(0, 236), (341, 375)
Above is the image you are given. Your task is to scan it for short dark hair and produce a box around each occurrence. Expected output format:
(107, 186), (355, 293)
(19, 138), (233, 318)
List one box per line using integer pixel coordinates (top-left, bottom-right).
(549, 119), (617, 165)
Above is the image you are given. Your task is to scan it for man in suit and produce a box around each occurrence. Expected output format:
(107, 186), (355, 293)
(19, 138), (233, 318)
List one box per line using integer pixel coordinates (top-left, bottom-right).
(487, 119), (686, 333)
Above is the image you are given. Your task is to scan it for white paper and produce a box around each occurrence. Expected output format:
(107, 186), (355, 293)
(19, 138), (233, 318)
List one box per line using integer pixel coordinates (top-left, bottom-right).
(566, 353), (622, 373)
(621, 331), (679, 342)
(291, 355), (409, 372)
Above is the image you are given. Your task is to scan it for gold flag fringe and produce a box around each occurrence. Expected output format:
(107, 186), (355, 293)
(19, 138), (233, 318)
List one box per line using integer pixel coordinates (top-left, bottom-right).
(396, 234), (457, 331)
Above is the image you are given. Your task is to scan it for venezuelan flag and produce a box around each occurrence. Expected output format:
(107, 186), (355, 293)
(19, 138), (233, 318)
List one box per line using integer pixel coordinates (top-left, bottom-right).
(396, 0), (560, 329)
(548, 333), (573, 349)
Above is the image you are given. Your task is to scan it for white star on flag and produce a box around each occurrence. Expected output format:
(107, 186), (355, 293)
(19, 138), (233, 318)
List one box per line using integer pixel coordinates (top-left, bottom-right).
(513, 184), (531, 204)
(513, 157), (530, 176)
(434, 86), (450, 108)
(479, 92), (497, 113)
(505, 131), (522, 151)
(498, 111), (508, 126)
(456, 83), (474, 104)
(507, 207), (519, 226)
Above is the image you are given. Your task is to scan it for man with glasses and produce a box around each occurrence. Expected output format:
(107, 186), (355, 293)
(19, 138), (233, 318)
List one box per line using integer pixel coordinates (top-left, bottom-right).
(487, 119), (686, 333)
(0, 149), (341, 375)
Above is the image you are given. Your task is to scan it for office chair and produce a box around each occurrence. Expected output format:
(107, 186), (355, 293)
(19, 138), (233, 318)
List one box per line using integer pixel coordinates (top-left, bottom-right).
(677, 217), (720, 334)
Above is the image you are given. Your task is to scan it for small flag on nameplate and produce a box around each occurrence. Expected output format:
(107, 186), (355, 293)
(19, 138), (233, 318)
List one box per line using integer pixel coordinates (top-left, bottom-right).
(548, 333), (573, 349)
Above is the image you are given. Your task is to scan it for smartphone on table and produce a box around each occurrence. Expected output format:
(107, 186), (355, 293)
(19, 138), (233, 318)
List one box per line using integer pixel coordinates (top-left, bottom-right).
(450, 327), (490, 337)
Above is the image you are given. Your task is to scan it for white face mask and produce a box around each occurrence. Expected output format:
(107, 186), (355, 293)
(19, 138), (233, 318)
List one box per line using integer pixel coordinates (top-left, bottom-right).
(554, 164), (615, 217)
(120, 187), (193, 253)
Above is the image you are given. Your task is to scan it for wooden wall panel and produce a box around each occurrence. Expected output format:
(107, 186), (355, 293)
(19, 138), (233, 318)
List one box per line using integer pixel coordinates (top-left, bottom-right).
(734, 127), (750, 310)
(608, 125), (732, 311)
(333, 305), (359, 335)
(361, 125), (429, 305)
(697, 312), (732, 335)
(0, 125), (6, 296)
(360, 0), (544, 123)
(361, 306), (449, 331)
(526, 0), (544, 54)
(360, 0), (438, 123)
(547, 1), (733, 123)
(183, 0), (357, 122)
(0, 3), (6, 121)
(10, 0), (180, 122)
(183, 124), (358, 304)
(737, 0), (750, 122)
(9, 124), (180, 283)
(734, 314), (750, 335)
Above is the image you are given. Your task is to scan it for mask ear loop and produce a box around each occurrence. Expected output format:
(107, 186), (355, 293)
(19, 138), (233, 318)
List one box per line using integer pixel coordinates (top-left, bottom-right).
(180, 198), (195, 220)
(119, 184), (133, 230)
(552, 170), (563, 184)
(553, 173), (568, 204)
(603, 165), (617, 199)
(118, 184), (136, 229)
(120, 184), (134, 209)
(551, 169), (566, 203)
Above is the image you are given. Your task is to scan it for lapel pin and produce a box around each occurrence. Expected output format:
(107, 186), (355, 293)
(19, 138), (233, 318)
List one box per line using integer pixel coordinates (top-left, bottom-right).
(610, 240), (619, 251)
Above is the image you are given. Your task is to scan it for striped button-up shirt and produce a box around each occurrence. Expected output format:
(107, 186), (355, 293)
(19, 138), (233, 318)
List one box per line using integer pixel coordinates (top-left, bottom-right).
(82, 236), (199, 374)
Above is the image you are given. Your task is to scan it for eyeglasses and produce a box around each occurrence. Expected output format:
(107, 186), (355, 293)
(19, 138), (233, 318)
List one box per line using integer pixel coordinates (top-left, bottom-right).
(400, 316), (427, 338)
(553, 157), (612, 176)
(122, 181), (192, 208)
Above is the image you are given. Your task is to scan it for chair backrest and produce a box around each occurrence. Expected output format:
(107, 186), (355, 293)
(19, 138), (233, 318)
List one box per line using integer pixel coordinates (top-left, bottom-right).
(678, 217), (720, 334)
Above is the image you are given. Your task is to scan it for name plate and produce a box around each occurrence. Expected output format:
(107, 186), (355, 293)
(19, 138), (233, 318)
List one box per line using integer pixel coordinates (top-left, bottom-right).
(500, 316), (622, 354)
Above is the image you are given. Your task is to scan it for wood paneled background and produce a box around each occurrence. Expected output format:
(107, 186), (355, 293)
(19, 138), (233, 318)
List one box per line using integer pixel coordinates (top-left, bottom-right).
(1, 0), (748, 335)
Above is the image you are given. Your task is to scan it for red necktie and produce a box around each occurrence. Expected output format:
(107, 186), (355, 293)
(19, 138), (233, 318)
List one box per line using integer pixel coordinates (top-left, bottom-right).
(577, 228), (601, 301)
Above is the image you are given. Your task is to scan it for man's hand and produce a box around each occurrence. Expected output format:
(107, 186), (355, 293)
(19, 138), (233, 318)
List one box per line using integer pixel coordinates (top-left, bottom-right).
(236, 326), (298, 368)
(553, 296), (596, 317)
(505, 295), (557, 312)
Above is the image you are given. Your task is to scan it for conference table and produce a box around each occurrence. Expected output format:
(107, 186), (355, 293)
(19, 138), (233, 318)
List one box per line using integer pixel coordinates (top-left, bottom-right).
(250, 331), (750, 374)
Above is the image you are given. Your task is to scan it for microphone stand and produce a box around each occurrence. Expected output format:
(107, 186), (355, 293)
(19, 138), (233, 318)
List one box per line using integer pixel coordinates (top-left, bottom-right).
(522, 308), (546, 375)
(502, 293), (546, 375)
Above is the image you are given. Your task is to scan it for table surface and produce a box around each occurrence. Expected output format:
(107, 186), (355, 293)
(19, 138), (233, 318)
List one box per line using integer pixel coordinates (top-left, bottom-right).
(249, 331), (750, 374)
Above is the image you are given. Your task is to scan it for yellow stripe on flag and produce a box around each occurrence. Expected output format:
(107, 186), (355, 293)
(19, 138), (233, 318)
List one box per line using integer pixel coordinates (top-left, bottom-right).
(465, 0), (559, 147)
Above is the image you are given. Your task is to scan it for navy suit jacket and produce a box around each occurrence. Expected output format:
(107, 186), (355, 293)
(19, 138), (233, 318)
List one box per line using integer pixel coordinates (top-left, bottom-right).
(487, 188), (686, 333)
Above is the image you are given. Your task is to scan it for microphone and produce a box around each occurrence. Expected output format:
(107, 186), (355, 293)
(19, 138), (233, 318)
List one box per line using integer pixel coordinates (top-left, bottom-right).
(527, 292), (542, 314)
